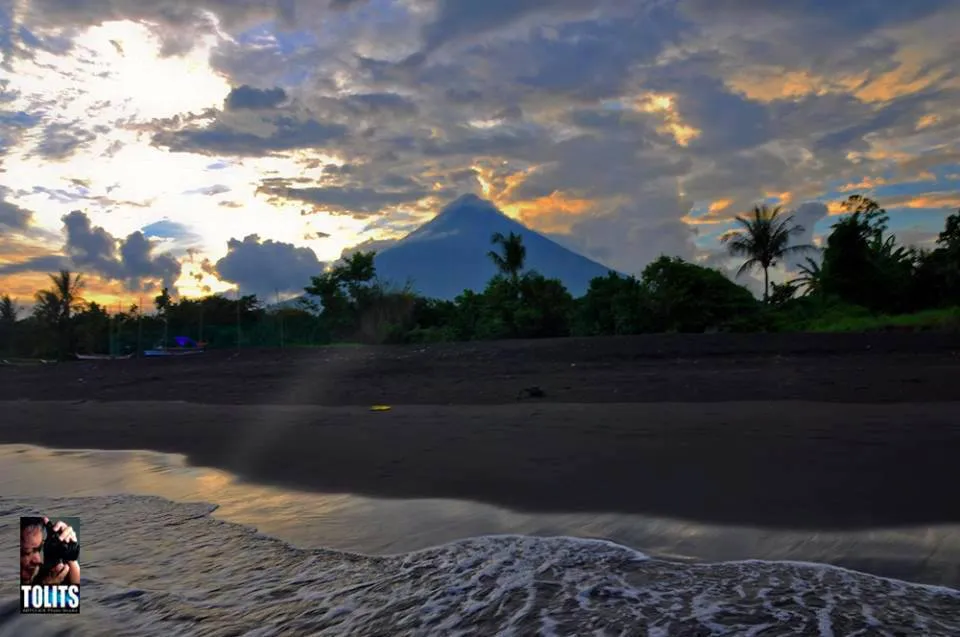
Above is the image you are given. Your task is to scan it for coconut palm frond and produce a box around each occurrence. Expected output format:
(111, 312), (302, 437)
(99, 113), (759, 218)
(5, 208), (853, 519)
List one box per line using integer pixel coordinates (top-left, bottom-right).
(723, 203), (814, 302)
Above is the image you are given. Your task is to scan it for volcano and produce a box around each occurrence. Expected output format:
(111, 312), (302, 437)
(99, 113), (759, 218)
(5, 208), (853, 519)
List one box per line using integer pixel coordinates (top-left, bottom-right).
(372, 194), (617, 300)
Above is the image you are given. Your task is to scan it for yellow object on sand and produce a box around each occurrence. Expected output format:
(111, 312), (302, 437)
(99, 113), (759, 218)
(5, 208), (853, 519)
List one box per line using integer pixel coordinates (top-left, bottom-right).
(370, 405), (392, 412)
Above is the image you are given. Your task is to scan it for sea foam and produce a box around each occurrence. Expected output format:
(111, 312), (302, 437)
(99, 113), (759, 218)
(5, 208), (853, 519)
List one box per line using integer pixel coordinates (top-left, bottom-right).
(2, 495), (958, 636)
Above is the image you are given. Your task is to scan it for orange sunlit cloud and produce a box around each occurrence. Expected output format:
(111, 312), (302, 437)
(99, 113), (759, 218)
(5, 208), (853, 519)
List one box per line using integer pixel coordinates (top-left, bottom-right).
(855, 50), (950, 103)
(885, 193), (960, 210)
(727, 68), (866, 102)
(630, 92), (702, 146)
(916, 114), (940, 130)
(471, 162), (598, 233)
(708, 199), (733, 214)
(839, 176), (888, 192)
(682, 199), (745, 227)
(826, 201), (848, 216)
(727, 43), (950, 106)
(502, 191), (595, 234)
(766, 192), (793, 205)
(825, 192), (960, 216)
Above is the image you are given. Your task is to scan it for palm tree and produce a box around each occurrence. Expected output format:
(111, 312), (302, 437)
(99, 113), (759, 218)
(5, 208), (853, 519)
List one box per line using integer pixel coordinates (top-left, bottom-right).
(0, 294), (17, 356)
(488, 231), (527, 286)
(790, 256), (823, 296)
(722, 204), (813, 302)
(34, 270), (85, 321)
(0, 294), (17, 323)
(33, 270), (85, 358)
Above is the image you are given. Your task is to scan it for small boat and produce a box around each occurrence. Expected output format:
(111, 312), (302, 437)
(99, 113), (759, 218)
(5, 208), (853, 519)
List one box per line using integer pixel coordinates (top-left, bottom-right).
(143, 348), (205, 357)
(144, 336), (206, 357)
(75, 353), (134, 361)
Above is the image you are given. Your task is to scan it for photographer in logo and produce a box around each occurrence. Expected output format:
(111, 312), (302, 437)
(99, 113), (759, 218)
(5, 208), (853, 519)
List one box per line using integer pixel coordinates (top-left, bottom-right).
(20, 516), (81, 614)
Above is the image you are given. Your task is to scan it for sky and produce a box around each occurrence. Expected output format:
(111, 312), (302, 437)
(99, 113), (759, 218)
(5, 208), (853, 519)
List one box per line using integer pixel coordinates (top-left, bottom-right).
(1, 0), (959, 307)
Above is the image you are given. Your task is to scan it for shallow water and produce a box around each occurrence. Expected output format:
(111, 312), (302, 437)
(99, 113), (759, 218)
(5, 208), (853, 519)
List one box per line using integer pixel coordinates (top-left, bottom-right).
(2, 445), (959, 635)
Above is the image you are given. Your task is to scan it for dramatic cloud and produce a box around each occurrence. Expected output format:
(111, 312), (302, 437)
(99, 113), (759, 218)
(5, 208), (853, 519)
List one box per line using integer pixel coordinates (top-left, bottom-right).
(0, 0), (957, 304)
(259, 182), (434, 215)
(0, 211), (181, 292)
(153, 116), (349, 157)
(62, 211), (182, 291)
(225, 85), (287, 110)
(0, 193), (33, 230)
(214, 234), (324, 297)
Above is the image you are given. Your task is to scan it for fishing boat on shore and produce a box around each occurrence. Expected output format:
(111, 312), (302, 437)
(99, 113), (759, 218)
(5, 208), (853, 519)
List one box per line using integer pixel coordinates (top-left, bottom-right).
(75, 353), (135, 361)
(143, 336), (206, 357)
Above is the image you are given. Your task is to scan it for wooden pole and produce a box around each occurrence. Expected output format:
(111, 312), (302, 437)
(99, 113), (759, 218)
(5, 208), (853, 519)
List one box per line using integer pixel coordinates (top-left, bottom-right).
(163, 296), (169, 350)
(236, 286), (241, 350)
(115, 299), (121, 356)
(276, 287), (284, 349)
(137, 296), (143, 358)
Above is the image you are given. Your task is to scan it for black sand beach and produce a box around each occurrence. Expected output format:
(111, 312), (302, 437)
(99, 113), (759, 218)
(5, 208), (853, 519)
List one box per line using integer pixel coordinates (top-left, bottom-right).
(3, 333), (960, 530)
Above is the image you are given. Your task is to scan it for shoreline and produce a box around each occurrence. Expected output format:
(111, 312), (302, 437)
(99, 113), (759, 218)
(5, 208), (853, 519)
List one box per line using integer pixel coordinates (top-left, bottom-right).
(4, 399), (960, 530)
(3, 444), (959, 589)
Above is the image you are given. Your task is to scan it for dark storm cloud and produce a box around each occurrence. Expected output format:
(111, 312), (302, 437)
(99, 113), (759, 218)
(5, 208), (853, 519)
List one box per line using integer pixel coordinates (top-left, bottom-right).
(419, 0), (625, 53)
(0, 211), (181, 290)
(323, 163), (354, 175)
(117, 230), (182, 290)
(342, 93), (419, 116)
(60, 210), (182, 291)
(0, 189), (32, 230)
(225, 85), (288, 110)
(508, 13), (687, 101)
(214, 234), (323, 296)
(493, 105), (524, 121)
(418, 124), (551, 161)
(153, 116), (349, 157)
(0, 254), (72, 275)
(680, 0), (954, 34)
(445, 88), (483, 104)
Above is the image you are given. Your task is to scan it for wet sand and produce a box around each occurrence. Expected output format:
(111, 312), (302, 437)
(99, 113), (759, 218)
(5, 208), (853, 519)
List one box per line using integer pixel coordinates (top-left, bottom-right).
(3, 399), (960, 531)
(3, 333), (960, 579)
(4, 445), (959, 588)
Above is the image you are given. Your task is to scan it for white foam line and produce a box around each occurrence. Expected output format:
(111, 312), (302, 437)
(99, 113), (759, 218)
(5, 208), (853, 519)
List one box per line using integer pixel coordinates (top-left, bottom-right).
(726, 558), (960, 595)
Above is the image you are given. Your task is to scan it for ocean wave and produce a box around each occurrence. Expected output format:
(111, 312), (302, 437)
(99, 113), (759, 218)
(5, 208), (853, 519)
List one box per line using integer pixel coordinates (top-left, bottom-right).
(2, 495), (958, 636)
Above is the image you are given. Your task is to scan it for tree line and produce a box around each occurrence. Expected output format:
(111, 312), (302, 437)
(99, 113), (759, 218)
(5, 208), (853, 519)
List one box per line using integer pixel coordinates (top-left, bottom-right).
(1, 195), (958, 359)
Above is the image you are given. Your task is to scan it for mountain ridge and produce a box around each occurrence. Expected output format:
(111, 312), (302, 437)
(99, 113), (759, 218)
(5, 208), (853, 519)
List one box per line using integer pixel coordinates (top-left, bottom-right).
(372, 194), (619, 300)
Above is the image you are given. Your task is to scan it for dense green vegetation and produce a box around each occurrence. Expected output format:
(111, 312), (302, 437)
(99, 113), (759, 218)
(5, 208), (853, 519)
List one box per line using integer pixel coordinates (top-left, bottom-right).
(2, 195), (958, 359)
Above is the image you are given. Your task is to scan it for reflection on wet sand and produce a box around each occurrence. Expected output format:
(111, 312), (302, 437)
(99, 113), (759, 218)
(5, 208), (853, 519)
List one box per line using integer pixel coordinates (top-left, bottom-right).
(4, 444), (958, 588)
